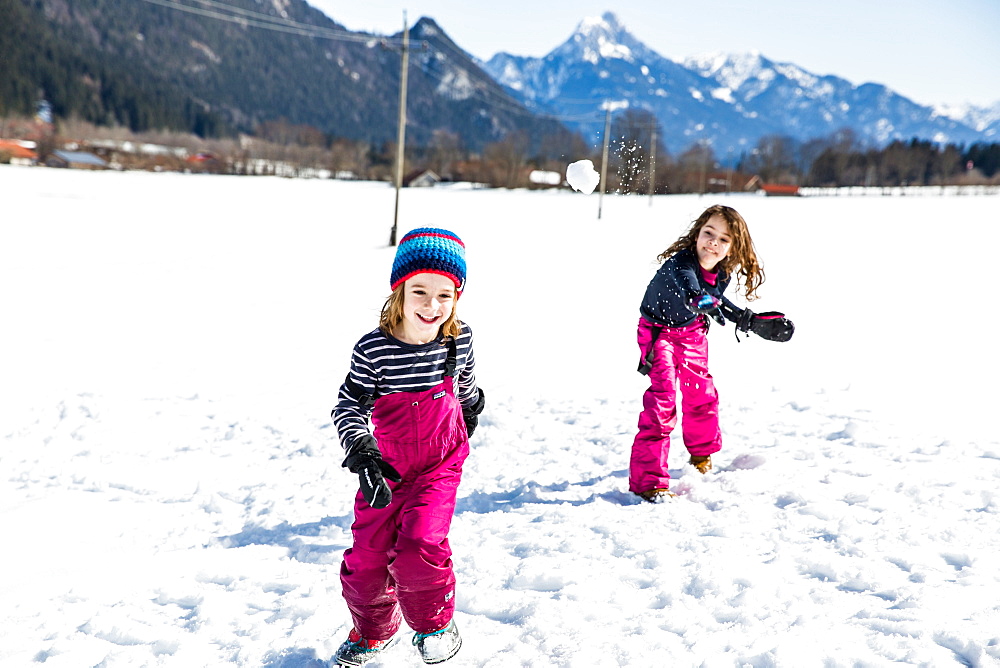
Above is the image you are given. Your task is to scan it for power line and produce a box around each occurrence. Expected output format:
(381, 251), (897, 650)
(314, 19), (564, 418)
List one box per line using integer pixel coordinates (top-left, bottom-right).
(410, 50), (605, 123)
(137, 0), (389, 44)
(410, 30), (612, 123)
(416, 66), (600, 123)
(137, 0), (608, 126)
(400, 33), (568, 121)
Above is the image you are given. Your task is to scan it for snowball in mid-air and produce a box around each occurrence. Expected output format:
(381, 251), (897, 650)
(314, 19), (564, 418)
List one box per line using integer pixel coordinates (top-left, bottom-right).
(566, 159), (600, 194)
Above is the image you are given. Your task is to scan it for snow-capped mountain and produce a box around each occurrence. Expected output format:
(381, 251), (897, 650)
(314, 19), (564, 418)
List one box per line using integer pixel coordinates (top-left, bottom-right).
(482, 12), (987, 155)
(684, 51), (985, 148)
(934, 101), (1000, 140)
(485, 12), (750, 154)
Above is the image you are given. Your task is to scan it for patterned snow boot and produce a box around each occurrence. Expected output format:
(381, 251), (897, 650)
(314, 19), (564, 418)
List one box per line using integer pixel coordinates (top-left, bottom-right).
(333, 628), (399, 666)
(689, 455), (712, 474)
(636, 488), (677, 503)
(412, 618), (462, 664)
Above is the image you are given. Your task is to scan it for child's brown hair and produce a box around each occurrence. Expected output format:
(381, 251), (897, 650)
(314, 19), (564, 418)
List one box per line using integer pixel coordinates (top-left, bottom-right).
(657, 204), (765, 300)
(379, 284), (462, 339)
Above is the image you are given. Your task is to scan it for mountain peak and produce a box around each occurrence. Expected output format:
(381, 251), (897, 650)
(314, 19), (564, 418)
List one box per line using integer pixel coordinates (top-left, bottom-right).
(578, 11), (625, 34)
(559, 10), (647, 64)
(574, 10), (629, 44)
(411, 16), (445, 41)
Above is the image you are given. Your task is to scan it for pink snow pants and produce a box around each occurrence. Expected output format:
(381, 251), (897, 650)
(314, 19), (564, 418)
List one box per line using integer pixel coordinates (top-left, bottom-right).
(340, 376), (469, 640)
(629, 317), (721, 493)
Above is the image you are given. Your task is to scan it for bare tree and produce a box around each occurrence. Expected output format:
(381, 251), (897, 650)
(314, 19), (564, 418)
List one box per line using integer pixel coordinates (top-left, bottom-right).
(743, 135), (801, 183)
(609, 109), (665, 194)
(676, 141), (717, 193)
(427, 130), (463, 180)
(934, 144), (963, 185)
(329, 138), (370, 177)
(483, 131), (530, 188)
(537, 128), (590, 169)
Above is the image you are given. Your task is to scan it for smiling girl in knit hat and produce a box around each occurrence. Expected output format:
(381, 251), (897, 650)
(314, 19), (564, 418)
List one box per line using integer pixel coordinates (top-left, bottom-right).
(331, 228), (484, 666)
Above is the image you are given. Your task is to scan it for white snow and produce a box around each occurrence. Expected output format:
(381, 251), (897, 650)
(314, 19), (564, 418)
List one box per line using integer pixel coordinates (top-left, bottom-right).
(570, 13), (635, 65)
(773, 63), (822, 93)
(935, 100), (1000, 134)
(529, 170), (562, 186)
(435, 67), (476, 101)
(565, 159), (599, 194)
(711, 87), (735, 104)
(685, 51), (765, 92)
(2, 164), (1000, 667)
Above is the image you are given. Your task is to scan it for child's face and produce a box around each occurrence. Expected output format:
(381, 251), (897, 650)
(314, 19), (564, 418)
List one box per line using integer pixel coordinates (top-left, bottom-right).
(395, 272), (457, 344)
(695, 214), (732, 270)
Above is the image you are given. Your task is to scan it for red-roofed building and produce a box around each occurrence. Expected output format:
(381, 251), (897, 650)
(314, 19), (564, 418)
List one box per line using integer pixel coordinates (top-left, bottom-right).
(0, 139), (38, 166)
(185, 151), (224, 173)
(761, 183), (801, 197)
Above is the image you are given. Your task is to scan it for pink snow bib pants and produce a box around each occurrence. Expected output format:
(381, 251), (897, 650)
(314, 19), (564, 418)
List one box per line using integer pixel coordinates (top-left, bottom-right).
(629, 317), (721, 493)
(339, 376), (469, 640)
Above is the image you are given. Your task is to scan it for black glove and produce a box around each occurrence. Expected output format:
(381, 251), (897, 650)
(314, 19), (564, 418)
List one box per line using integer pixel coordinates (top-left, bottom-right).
(736, 308), (795, 342)
(462, 388), (486, 437)
(342, 435), (402, 509)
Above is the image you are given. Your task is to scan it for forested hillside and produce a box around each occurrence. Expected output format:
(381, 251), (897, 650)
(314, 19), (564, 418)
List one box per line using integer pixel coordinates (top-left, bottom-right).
(0, 0), (572, 152)
(0, 0), (227, 135)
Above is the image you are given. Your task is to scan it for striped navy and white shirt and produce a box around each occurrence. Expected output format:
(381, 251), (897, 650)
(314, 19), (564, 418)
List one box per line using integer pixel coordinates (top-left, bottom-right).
(332, 322), (478, 451)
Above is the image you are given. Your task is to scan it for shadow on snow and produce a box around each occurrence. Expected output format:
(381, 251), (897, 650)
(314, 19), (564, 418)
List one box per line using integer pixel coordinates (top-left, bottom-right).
(218, 514), (354, 563)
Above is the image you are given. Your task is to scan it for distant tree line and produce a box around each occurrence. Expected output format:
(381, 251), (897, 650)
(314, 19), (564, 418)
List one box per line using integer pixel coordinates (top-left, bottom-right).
(600, 114), (1000, 193)
(4, 106), (999, 192)
(803, 137), (1000, 187)
(733, 129), (1000, 188)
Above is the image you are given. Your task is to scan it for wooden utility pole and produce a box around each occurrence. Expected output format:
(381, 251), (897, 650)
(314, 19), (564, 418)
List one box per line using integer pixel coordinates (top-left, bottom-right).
(726, 147), (734, 194)
(598, 105), (611, 219)
(699, 140), (708, 195)
(648, 124), (657, 206)
(390, 13), (410, 247)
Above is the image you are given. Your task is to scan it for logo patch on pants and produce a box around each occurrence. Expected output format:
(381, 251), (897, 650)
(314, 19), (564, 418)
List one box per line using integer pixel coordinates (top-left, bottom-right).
(433, 391), (446, 399)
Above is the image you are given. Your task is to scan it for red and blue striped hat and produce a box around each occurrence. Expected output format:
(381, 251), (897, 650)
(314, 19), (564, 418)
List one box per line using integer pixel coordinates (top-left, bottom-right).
(390, 228), (467, 294)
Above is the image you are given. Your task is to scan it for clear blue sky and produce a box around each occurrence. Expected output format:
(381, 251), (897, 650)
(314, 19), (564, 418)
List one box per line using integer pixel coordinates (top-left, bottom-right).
(307, 0), (1000, 108)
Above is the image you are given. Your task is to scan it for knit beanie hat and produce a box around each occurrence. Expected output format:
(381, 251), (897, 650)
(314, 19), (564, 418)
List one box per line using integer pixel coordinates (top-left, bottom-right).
(390, 228), (467, 294)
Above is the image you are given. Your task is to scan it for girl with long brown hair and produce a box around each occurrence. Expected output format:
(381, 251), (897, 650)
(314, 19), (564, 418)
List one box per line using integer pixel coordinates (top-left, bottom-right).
(630, 205), (793, 502)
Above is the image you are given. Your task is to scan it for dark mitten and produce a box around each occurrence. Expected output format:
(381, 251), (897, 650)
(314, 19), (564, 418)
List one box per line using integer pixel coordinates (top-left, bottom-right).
(742, 310), (794, 342)
(462, 388), (486, 437)
(342, 435), (402, 509)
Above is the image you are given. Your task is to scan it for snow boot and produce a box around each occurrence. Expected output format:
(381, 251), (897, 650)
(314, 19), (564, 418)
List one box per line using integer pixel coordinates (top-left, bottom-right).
(333, 628), (399, 666)
(412, 618), (462, 664)
(689, 455), (712, 474)
(636, 488), (676, 503)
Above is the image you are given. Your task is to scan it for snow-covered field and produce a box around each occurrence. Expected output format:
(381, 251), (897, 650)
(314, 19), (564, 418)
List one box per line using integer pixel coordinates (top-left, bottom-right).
(2, 165), (999, 667)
